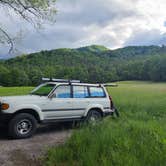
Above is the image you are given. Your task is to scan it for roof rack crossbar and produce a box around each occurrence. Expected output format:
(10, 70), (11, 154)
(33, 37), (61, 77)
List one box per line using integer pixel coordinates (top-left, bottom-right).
(102, 83), (118, 87)
(42, 78), (81, 83)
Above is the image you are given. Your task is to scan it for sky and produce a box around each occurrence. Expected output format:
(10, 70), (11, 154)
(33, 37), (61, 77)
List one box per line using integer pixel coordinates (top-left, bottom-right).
(1, 0), (166, 57)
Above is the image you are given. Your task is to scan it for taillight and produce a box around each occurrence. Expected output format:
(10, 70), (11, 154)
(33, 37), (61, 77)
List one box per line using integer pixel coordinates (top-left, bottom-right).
(109, 96), (112, 101)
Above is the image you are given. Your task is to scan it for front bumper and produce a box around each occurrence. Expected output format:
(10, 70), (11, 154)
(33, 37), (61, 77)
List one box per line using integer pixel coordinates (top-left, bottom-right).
(0, 112), (12, 126)
(0, 102), (12, 126)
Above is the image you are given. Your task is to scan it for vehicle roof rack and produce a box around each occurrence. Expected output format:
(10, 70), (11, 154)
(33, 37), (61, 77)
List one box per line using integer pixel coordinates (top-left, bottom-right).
(102, 83), (118, 87)
(42, 78), (81, 83)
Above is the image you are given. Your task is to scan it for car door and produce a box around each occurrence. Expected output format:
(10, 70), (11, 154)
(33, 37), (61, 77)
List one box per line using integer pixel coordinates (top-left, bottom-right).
(43, 84), (75, 120)
(71, 85), (90, 117)
(88, 86), (109, 109)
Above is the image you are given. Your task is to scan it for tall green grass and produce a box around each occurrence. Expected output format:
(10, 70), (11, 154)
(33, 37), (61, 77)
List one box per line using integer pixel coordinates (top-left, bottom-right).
(44, 81), (166, 166)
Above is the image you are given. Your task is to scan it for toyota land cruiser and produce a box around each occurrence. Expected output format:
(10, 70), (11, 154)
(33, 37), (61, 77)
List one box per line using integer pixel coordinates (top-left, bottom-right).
(0, 78), (118, 139)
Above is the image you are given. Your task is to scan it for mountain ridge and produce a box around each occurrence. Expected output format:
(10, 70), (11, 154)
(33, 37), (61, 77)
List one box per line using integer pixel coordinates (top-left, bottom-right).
(2, 44), (166, 60)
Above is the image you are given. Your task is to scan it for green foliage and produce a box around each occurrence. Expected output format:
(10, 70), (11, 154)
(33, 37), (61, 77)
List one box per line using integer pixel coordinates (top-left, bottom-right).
(44, 81), (166, 166)
(0, 45), (166, 86)
(77, 45), (109, 53)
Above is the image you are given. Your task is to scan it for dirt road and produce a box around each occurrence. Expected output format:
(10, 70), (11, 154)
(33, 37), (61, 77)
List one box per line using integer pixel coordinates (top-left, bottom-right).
(0, 124), (72, 166)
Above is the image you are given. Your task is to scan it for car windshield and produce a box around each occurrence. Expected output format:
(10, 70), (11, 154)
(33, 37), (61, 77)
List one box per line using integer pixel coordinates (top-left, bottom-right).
(31, 84), (55, 96)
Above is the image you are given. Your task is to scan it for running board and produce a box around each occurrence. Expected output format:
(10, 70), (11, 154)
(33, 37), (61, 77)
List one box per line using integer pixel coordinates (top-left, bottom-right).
(41, 117), (84, 124)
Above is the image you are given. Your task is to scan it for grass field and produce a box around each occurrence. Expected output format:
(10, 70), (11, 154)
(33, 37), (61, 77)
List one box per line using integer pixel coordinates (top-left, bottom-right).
(0, 87), (33, 96)
(0, 82), (166, 166)
(44, 81), (166, 166)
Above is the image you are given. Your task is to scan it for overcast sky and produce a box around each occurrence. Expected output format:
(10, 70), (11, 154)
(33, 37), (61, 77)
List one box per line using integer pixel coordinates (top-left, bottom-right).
(1, 0), (166, 57)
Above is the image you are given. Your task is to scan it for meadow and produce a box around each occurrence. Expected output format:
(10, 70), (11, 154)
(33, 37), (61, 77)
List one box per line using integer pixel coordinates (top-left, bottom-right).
(0, 81), (166, 166)
(45, 81), (166, 166)
(0, 87), (33, 96)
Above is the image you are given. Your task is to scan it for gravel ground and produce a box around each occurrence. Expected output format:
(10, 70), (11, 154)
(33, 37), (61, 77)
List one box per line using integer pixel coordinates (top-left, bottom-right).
(0, 124), (72, 166)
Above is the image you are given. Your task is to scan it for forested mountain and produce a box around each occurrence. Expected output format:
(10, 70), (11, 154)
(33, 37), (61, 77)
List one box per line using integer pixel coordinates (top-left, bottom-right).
(0, 45), (166, 86)
(77, 45), (109, 53)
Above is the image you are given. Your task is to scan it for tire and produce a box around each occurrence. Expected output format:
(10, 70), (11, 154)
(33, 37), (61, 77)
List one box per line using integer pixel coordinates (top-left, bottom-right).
(8, 113), (37, 139)
(86, 110), (102, 124)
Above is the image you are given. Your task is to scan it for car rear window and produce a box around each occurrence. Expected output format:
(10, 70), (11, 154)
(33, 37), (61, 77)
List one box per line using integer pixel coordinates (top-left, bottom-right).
(89, 87), (105, 97)
(73, 86), (89, 98)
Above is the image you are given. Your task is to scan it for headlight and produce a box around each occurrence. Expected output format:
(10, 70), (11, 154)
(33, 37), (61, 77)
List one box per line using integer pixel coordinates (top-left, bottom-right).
(1, 103), (9, 110)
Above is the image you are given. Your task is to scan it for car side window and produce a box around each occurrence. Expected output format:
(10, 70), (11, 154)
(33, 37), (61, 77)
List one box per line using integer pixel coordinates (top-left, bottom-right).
(54, 85), (71, 98)
(73, 86), (89, 98)
(89, 87), (105, 97)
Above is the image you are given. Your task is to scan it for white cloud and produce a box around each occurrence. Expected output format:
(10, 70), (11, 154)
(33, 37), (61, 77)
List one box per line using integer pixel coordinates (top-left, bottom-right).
(0, 0), (166, 57)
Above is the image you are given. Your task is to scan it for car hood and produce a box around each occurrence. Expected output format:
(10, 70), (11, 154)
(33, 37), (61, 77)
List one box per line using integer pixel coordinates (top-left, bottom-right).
(0, 95), (47, 103)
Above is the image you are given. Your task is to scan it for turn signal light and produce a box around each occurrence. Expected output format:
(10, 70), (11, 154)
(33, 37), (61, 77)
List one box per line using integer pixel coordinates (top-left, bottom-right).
(1, 103), (9, 110)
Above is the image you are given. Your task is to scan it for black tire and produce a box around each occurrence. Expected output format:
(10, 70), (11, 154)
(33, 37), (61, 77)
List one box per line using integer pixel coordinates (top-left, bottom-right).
(86, 110), (102, 124)
(8, 113), (37, 139)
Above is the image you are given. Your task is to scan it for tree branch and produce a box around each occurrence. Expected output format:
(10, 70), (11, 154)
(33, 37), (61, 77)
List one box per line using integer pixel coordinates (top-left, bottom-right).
(0, 0), (56, 54)
(0, 27), (13, 53)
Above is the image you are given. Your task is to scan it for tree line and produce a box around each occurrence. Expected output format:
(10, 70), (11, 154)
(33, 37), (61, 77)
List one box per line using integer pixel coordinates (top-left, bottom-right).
(0, 45), (166, 86)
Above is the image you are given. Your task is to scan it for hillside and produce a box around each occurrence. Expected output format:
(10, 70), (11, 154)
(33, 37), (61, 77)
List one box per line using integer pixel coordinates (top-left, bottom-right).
(106, 45), (166, 58)
(77, 45), (109, 53)
(0, 45), (166, 86)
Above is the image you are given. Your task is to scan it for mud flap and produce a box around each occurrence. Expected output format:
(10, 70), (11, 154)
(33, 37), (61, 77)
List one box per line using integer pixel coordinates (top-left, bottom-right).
(112, 107), (120, 117)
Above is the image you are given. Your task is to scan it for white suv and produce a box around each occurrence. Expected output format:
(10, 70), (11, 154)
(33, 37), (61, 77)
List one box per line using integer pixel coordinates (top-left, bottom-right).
(0, 79), (118, 139)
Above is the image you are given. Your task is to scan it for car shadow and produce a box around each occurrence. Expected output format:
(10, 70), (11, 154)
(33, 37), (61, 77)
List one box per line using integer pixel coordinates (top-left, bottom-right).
(36, 122), (73, 135)
(0, 122), (73, 140)
(0, 126), (8, 139)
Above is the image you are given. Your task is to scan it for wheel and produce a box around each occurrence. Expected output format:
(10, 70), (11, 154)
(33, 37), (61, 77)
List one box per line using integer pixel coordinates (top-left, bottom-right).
(8, 113), (37, 139)
(86, 110), (102, 124)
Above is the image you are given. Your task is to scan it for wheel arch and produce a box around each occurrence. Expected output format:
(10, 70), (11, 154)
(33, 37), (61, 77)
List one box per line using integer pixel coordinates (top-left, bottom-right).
(13, 109), (41, 123)
(87, 107), (104, 117)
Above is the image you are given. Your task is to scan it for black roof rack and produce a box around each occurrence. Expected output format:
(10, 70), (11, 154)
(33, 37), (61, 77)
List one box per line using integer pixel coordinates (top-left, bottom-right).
(102, 83), (118, 87)
(42, 78), (81, 83)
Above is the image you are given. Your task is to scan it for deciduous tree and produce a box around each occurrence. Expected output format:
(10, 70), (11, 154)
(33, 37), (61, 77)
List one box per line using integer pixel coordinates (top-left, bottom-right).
(0, 0), (56, 53)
